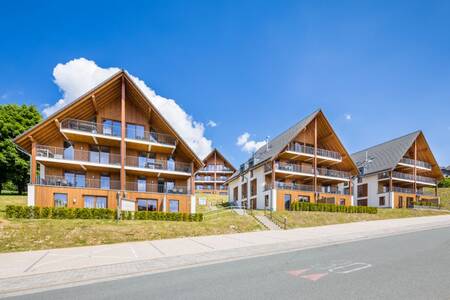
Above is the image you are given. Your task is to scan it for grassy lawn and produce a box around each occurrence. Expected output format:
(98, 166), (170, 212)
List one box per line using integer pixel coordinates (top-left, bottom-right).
(0, 193), (27, 217)
(0, 211), (262, 253)
(437, 188), (450, 210)
(195, 193), (228, 213)
(275, 209), (449, 229)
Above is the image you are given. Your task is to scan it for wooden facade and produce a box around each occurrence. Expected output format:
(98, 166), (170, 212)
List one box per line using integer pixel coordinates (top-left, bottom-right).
(195, 149), (235, 195)
(14, 71), (203, 213)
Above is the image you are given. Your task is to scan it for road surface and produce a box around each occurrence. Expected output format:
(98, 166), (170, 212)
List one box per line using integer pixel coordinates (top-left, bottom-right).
(8, 226), (450, 299)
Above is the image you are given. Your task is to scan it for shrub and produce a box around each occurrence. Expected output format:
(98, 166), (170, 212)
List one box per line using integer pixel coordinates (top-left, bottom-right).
(5, 205), (204, 221)
(289, 201), (377, 214)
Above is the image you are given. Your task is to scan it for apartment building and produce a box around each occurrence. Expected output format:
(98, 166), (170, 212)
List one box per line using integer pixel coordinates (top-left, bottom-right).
(14, 71), (203, 213)
(226, 110), (359, 211)
(351, 131), (443, 208)
(195, 149), (236, 195)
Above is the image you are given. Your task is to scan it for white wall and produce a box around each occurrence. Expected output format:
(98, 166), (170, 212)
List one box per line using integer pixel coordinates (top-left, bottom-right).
(353, 174), (391, 208)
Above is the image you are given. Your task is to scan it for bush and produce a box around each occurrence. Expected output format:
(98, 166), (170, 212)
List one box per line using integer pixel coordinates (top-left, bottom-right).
(5, 205), (203, 221)
(289, 201), (377, 214)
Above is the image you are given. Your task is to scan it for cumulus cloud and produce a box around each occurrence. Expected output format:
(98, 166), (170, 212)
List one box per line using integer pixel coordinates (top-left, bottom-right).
(43, 58), (213, 158)
(344, 113), (352, 121)
(207, 120), (217, 128)
(236, 132), (266, 153)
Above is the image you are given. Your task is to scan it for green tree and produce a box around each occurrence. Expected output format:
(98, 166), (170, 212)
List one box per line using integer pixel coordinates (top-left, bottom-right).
(0, 104), (41, 194)
(438, 177), (450, 188)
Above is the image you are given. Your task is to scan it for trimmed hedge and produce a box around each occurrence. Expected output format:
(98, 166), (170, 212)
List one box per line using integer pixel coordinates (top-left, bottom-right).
(290, 201), (377, 214)
(5, 205), (204, 222)
(413, 201), (440, 208)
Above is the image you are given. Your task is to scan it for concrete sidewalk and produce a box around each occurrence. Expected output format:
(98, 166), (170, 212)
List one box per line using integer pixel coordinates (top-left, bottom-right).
(1, 215), (450, 297)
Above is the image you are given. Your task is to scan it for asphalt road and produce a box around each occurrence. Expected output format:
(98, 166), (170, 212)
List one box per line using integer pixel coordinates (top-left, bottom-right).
(9, 227), (450, 300)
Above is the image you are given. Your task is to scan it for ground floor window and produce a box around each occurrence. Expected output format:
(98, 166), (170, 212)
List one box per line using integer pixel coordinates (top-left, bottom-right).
(339, 199), (346, 206)
(137, 199), (158, 211)
(84, 196), (107, 208)
(298, 195), (310, 203)
(357, 199), (368, 206)
(169, 200), (179, 212)
(264, 195), (269, 208)
(379, 196), (385, 206)
(284, 194), (291, 210)
(54, 193), (68, 207)
(398, 196), (403, 208)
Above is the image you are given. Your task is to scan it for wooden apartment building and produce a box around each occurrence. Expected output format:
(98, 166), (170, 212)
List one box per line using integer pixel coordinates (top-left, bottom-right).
(194, 149), (236, 195)
(351, 131), (443, 208)
(226, 110), (359, 211)
(14, 71), (203, 213)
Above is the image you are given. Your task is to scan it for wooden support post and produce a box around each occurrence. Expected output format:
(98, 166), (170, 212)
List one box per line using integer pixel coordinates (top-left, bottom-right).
(191, 162), (195, 196)
(120, 76), (126, 191)
(389, 170), (393, 207)
(30, 138), (36, 184)
(214, 151), (217, 193)
(313, 117), (318, 202)
(413, 140), (417, 198)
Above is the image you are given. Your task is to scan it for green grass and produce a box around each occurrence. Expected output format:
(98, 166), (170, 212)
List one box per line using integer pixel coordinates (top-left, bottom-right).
(437, 188), (450, 210)
(275, 209), (449, 229)
(0, 194), (27, 217)
(195, 193), (228, 213)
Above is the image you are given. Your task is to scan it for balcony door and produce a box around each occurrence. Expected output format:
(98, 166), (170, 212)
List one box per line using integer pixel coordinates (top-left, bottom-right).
(63, 141), (74, 160)
(102, 119), (121, 137)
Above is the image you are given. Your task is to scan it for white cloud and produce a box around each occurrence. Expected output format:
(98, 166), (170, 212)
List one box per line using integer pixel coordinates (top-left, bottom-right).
(207, 120), (217, 128)
(344, 113), (352, 121)
(236, 132), (266, 153)
(43, 58), (213, 158)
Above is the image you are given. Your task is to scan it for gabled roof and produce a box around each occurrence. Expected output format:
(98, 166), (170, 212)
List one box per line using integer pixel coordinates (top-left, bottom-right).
(14, 70), (204, 168)
(202, 148), (236, 171)
(351, 130), (443, 179)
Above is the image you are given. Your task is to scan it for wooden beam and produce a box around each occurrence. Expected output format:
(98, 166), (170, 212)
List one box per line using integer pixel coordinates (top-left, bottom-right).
(54, 118), (69, 141)
(120, 76), (126, 191)
(30, 138), (36, 184)
(313, 117), (318, 202)
(91, 95), (98, 113)
(414, 140), (417, 197)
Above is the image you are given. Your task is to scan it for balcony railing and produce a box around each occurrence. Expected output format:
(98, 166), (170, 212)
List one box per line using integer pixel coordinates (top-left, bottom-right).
(316, 167), (351, 179)
(36, 145), (121, 166)
(275, 181), (350, 195)
(318, 186), (350, 195)
(379, 171), (436, 184)
(195, 176), (228, 182)
(38, 175), (121, 190)
(378, 185), (436, 196)
(288, 143), (342, 160)
(399, 157), (432, 169)
(61, 119), (177, 146)
(275, 162), (314, 174)
(126, 182), (189, 194)
(61, 119), (121, 137)
(199, 165), (233, 172)
(125, 156), (191, 173)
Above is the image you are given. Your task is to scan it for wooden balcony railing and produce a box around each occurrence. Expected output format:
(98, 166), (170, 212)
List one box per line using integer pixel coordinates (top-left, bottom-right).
(275, 162), (314, 174)
(125, 156), (191, 173)
(316, 167), (351, 179)
(288, 143), (342, 160)
(126, 182), (189, 194)
(399, 157), (432, 169)
(199, 165), (233, 172)
(36, 145), (121, 166)
(195, 176), (228, 182)
(274, 181), (350, 195)
(378, 185), (436, 196)
(379, 171), (436, 184)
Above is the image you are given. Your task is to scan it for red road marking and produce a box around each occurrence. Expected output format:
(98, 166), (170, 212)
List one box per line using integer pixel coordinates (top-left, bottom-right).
(300, 273), (329, 281)
(287, 269), (310, 277)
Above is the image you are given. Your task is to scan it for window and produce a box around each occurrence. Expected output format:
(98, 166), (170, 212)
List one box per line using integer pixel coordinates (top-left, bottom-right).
(357, 184), (368, 198)
(137, 177), (146, 192)
(126, 123), (145, 140)
(102, 119), (121, 137)
(169, 200), (179, 212)
(166, 181), (175, 193)
(233, 187), (238, 201)
(318, 197), (335, 204)
(157, 179), (165, 193)
(84, 196), (107, 208)
(398, 196), (403, 208)
(264, 195), (269, 208)
(89, 146), (110, 164)
(100, 175), (110, 189)
(298, 195), (310, 203)
(284, 194), (291, 210)
(357, 176), (363, 183)
(250, 179), (257, 196)
(137, 199), (158, 211)
(54, 193), (68, 207)
(167, 157), (175, 171)
(379, 196), (385, 206)
(64, 172), (85, 187)
(357, 199), (368, 206)
(339, 199), (346, 206)
(250, 170), (254, 178)
(63, 141), (74, 160)
(241, 182), (248, 199)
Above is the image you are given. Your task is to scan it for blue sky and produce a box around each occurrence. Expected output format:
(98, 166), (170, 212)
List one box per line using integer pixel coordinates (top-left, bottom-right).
(1, 0), (450, 166)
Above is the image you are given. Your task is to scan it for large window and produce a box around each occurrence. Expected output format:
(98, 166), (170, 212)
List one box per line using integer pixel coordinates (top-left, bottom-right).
(169, 200), (179, 212)
(89, 146), (110, 164)
(357, 199), (368, 206)
(298, 195), (310, 203)
(126, 123), (145, 140)
(398, 196), (403, 208)
(284, 194), (291, 210)
(167, 157), (175, 171)
(102, 119), (121, 137)
(64, 172), (85, 187)
(100, 175), (110, 189)
(233, 187), (238, 201)
(137, 199), (158, 211)
(357, 184), (368, 198)
(379, 196), (385, 206)
(166, 181), (175, 193)
(84, 196), (107, 208)
(137, 177), (146, 192)
(63, 141), (74, 160)
(54, 193), (68, 207)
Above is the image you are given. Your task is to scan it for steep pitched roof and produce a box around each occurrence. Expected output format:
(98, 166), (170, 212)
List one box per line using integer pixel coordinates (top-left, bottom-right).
(351, 131), (421, 175)
(202, 148), (236, 171)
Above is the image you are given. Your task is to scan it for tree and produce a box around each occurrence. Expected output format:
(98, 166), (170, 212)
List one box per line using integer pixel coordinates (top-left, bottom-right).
(0, 104), (42, 194)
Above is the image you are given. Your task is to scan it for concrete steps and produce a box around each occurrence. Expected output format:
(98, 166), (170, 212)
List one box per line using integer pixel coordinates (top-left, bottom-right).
(254, 215), (281, 230)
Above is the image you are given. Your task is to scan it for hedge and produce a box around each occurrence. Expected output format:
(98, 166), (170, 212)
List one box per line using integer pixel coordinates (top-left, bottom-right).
(5, 205), (203, 222)
(289, 201), (377, 214)
(413, 202), (440, 208)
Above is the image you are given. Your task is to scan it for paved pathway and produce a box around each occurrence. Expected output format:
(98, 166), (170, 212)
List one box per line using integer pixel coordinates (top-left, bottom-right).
(0, 215), (449, 297)
(254, 215), (281, 230)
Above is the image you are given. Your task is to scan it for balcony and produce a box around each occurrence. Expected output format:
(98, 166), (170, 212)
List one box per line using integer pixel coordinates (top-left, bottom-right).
(398, 157), (432, 170)
(388, 171), (436, 185)
(36, 145), (121, 171)
(274, 162), (351, 181)
(283, 143), (342, 161)
(198, 165), (234, 173)
(125, 156), (191, 177)
(126, 182), (189, 194)
(37, 175), (121, 190)
(195, 176), (228, 182)
(124, 126), (176, 153)
(60, 119), (121, 145)
(378, 185), (436, 196)
(275, 181), (350, 195)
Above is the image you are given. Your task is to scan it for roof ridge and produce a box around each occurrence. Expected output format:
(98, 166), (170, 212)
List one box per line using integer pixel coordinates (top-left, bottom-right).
(352, 130), (421, 156)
